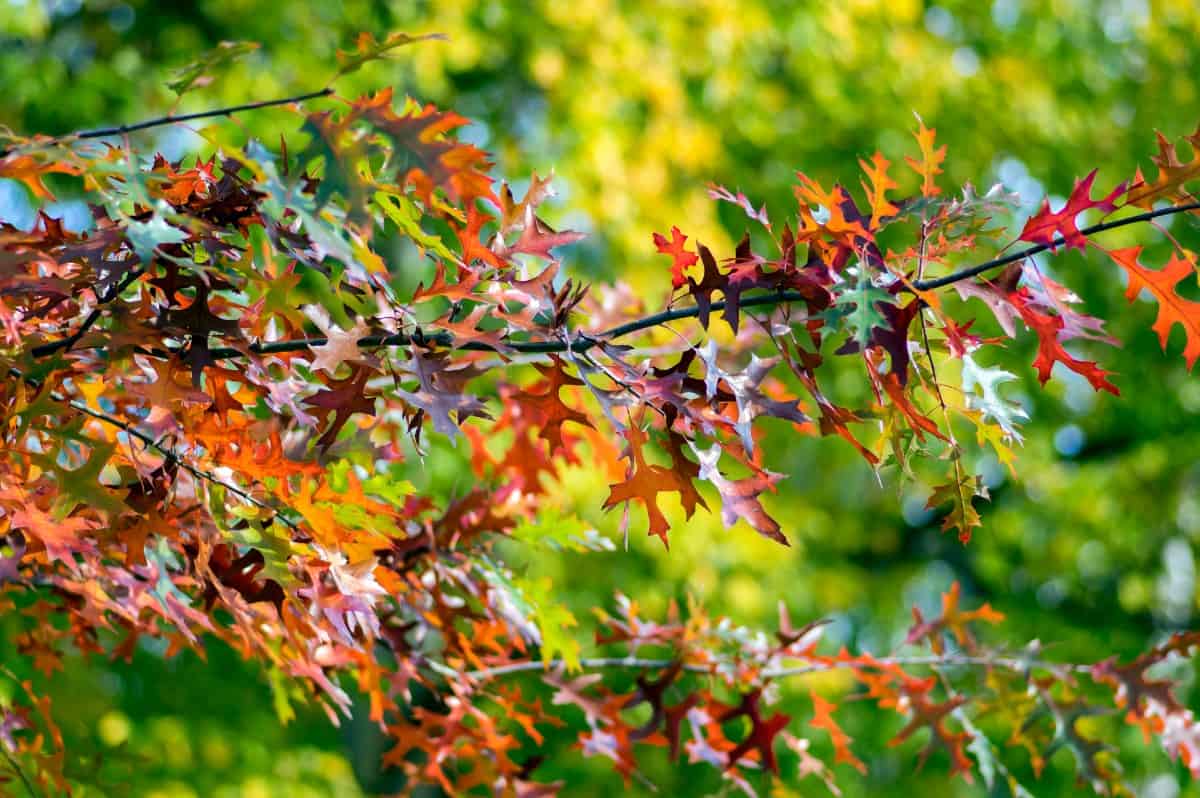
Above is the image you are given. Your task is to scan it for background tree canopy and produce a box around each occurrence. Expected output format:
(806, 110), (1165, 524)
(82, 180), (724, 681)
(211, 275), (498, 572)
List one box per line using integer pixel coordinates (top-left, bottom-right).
(1, 2), (1199, 796)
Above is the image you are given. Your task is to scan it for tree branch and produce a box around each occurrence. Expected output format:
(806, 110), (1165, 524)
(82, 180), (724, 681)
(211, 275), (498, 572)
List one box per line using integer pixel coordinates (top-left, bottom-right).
(16, 90), (1200, 365)
(201, 200), (1200, 360)
(912, 200), (1200, 290)
(69, 88), (333, 141)
(465, 652), (1092, 681)
(65, 398), (307, 540)
(29, 267), (145, 359)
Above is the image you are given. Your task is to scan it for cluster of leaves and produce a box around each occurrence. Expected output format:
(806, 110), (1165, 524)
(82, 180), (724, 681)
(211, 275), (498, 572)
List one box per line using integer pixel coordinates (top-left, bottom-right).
(1, 35), (1200, 795)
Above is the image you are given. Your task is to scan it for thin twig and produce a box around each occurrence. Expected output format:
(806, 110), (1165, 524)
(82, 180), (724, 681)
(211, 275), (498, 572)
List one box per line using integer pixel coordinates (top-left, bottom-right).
(913, 200), (1200, 290)
(914, 214), (969, 523)
(6, 360), (306, 541)
(65, 399), (306, 539)
(465, 653), (1092, 681)
(30, 267), (144, 358)
(70, 88), (333, 141)
(70, 201), (1197, 363)
(0, 742), (37, 798)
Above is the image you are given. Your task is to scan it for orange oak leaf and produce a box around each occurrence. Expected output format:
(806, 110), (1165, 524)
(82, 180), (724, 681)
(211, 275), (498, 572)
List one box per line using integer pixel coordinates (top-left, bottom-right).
(652, 226), (699, 290)
(511, 357), (593, 455)
(1125, 124), (1200, 209)
(809, 691), (867, 773)
(451, 204), (505, 270)
(1108, 246), (1200, 370)
(859, 151), (900, 228)
(604, 424), (706, 547)
(866, 352), (947, 443)
(0, 153), (81, 201)
(888, 676), (973, 778)
(906, 581), (1004, 654)
(905, 119), (946, 198)
(358, 87), (496, 206)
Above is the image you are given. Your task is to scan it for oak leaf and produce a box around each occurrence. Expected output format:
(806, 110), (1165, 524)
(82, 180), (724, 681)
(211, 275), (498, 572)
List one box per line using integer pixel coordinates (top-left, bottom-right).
(692, 442), (787, 545)
(1008, 288), (1119, 394)
(1108, 246), (1200, 370)
(1019, 170), (1126, 252)
(652, 226), (699, 290)
(604, 424), (707, 547)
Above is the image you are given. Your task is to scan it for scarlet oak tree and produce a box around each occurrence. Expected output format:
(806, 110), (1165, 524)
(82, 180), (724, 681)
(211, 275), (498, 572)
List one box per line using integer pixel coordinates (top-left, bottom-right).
(3, 35), (1200, 795)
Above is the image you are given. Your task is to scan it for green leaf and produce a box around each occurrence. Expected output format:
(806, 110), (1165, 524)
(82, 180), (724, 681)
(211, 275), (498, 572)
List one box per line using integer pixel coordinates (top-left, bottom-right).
(374, 190), (458, 262)
(332, 32), (446, 81)
(480, 562), (580, 670)
(267, 668), (298, 726)
(516, 575), (581, 670)
(511, 507), (615, 553)
(299, 114), (371, 214)
(205, 486), (296, 584)
(961, 354), (1028, 441)
(43, 440), (128, 518)
(926, 472), (988, 544)
(166, 41), (260, 96)
(252, 140), (372, 288)
(125, 211), (189, 267)
(830, 265), (895, 348)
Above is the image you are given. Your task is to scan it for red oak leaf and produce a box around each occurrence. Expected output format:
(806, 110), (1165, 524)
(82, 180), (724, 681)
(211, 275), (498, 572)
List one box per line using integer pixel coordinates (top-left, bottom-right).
(1009, 288), (1119, 394)
(687, 244), (728, 331)
(692, 442), (787, 545)
(712, 687), (791, 775)
(304, 364), (378, 449)
(507, 205), (586, 261)
(652, 226), (699, 290)
(1019, 170), (1127, 252)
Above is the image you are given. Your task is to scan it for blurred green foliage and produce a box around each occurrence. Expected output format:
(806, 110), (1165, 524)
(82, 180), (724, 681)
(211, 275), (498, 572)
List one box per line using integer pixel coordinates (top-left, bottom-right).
(3, 1), (1200, 795)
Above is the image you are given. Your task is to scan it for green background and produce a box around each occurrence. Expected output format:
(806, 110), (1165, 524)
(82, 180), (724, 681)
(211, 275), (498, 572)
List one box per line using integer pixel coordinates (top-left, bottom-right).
(2, 1), (1200, 795)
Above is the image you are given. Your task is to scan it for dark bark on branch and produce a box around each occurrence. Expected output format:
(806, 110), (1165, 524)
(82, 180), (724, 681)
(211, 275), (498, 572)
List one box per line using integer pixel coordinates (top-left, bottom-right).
(16, 90), (1200, 362)
(70, 88), (333, 141)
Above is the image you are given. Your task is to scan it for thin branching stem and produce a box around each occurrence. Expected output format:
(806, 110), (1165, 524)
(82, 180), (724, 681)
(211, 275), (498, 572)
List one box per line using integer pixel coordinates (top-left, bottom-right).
(0, 743), (37, 798)
(5, 362), (305, 540)
(69, 88), (333, 141)
(465, 652), (1092, 681)
(65, 399), (305, 539)
(28, 201), (1192, 363)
